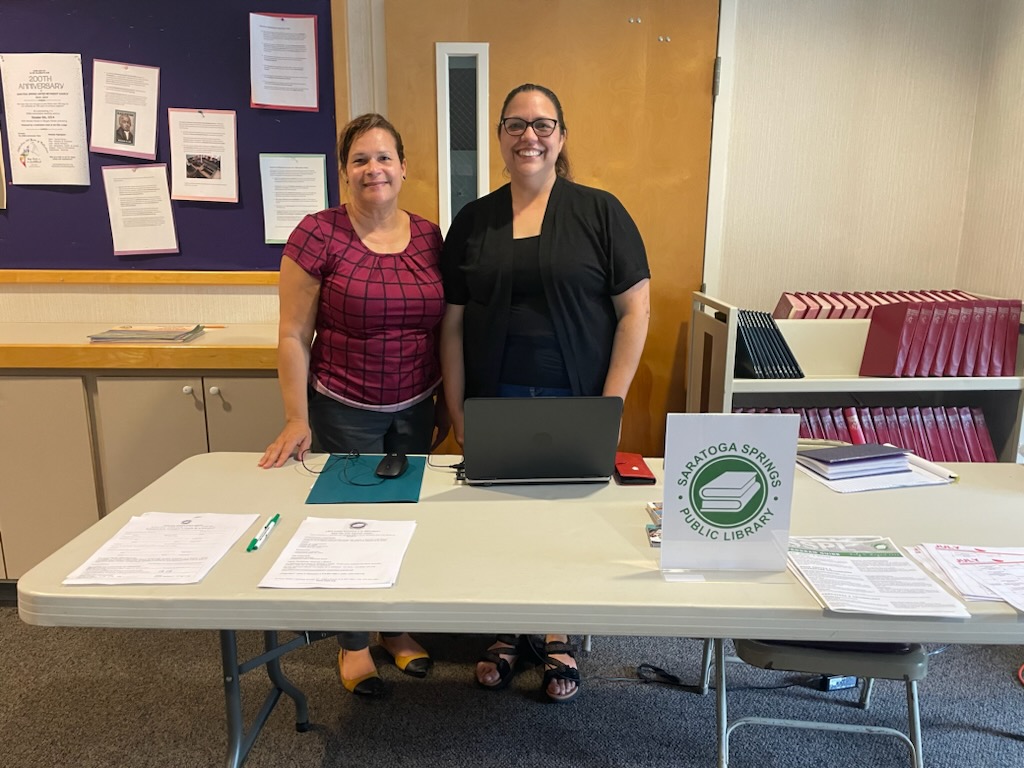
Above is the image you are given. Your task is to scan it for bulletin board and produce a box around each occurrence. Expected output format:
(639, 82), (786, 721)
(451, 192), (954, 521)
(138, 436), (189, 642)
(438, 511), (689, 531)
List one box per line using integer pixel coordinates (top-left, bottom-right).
(0, 0), (340, 273)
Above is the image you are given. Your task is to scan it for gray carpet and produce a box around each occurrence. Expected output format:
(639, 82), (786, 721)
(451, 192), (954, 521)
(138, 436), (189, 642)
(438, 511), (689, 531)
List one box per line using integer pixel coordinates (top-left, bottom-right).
(1, 607), (1022, 767)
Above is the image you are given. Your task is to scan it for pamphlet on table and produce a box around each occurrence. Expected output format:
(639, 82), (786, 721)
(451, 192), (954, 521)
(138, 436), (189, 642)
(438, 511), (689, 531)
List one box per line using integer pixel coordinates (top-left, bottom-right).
(787, 535), (969, 618)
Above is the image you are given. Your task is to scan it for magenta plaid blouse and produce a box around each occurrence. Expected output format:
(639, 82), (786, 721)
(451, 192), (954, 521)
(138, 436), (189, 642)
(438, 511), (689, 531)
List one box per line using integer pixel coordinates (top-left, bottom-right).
(284, 206), (444, 411)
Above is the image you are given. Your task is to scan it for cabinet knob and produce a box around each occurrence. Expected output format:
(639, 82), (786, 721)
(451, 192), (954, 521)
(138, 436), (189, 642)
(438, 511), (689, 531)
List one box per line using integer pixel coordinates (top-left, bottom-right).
(182, 385), (193, 395)
(208, 386), (221, 396)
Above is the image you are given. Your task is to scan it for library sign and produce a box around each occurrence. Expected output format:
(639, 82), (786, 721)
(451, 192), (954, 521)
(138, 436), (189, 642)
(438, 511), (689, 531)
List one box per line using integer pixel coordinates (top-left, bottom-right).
(662, 413), (799, 573)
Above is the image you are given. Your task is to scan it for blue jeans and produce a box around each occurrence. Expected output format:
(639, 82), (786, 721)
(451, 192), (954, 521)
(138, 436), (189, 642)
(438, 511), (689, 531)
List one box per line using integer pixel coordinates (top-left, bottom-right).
(496, 383), (573, 398)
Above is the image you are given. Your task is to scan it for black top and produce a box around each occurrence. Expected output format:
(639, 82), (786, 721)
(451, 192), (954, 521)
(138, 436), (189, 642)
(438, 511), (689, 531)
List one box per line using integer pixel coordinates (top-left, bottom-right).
(502, 235), (569, 387)
(441, 177), (650, 398)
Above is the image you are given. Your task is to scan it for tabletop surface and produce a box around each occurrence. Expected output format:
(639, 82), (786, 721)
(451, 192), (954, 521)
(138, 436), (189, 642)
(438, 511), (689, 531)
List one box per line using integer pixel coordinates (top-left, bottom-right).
(17, 454), (1024, 643)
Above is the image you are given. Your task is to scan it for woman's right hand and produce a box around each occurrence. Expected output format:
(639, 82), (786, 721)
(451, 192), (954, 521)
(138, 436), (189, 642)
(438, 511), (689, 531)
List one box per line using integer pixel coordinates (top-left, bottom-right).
(258, 420), (312, 468)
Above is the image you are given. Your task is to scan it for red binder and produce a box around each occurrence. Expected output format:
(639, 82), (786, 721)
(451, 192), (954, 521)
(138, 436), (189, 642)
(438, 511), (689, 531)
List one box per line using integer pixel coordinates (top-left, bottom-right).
(957, 406), (986, 462)
(945, 298), (976, 375)
(930, 407), (957, 462)
(882, 407), (904, 451)
(859, 302), (921, 377)
(819, 408), (840, 441)
(915, 298), (948, 376)
(857, 406), (878, 444)
(902, 294), (936, 378)
(957, 300), (988, 376)
(970, 407), (999, 462)
(772, 292), (808, 319)
(940, 407), (971, 462)
(806, 407), (825, 439)
(1004, 300), (1022, 376)
(841, 407), (866, 444)
(868, 407), (889, 444)
(975, 300), (999, 377)
(919, 406), (942, 461)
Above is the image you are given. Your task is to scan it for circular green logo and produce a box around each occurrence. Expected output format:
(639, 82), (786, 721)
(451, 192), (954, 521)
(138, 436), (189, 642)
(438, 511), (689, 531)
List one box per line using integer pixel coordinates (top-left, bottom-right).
(689, 456), (768, 528)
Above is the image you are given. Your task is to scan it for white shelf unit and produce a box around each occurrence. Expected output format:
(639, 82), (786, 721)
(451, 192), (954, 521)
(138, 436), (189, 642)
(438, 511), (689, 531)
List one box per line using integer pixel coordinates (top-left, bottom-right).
(686, 292), (1024, 462)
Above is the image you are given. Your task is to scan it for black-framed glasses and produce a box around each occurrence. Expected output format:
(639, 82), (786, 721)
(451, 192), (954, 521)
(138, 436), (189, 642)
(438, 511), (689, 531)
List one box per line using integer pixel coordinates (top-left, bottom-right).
(500, 117), (559, 137)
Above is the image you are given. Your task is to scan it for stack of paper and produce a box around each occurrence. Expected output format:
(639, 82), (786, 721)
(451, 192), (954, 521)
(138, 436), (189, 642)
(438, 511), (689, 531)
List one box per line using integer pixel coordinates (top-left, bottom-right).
(88, 323), (205, 343)
(796, 443), (910, 480)
(787, 535), (969, 618)
(906, 543), (1024, 612)
(796, 444), (957, 493)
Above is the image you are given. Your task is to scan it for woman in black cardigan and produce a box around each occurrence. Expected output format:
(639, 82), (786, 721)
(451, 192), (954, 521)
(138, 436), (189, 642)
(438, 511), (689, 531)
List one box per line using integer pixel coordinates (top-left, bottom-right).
(440, 83), (651, 703)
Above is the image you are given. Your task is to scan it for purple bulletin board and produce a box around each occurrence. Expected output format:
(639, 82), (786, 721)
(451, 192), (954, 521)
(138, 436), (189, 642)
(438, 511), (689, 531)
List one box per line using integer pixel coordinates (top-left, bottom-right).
(0, 0), (339, 271)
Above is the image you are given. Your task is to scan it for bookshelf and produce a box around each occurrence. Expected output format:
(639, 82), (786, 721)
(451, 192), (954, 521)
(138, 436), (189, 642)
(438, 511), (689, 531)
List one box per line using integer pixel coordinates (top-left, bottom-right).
(687, 292), (1024, 462)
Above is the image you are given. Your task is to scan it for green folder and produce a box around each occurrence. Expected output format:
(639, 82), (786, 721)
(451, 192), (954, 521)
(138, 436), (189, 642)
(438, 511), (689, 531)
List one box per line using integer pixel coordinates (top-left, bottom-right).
(305, 454), (425, 504)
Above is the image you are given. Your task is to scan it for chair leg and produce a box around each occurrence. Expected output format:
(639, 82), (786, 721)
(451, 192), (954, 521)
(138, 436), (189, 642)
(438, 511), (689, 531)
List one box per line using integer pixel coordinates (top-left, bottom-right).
(700, 637), (714, 695)
(582, 634), (592, 653)
(858, 677), (874, 709)
(715, 639), (729, 768)
(906, 679), (924, 768)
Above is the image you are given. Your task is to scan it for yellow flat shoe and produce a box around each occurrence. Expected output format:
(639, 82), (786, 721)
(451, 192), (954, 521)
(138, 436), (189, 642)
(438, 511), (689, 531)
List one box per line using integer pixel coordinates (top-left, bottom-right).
(385, 648), (433, 678)
(338, 650), (386, 696)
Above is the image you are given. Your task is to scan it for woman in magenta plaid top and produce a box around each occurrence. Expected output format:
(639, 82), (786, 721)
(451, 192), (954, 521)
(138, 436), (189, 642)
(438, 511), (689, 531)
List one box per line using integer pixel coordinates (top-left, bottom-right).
(259, 114), (446, 697)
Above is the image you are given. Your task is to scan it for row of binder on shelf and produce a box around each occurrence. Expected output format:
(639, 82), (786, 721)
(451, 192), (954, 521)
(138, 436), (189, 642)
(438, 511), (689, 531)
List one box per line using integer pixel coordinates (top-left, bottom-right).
(859, 292), (1021, 377)
(733, 309), (803, 379)
(774, 289), (971, 320)
(734, 405), (999, 463)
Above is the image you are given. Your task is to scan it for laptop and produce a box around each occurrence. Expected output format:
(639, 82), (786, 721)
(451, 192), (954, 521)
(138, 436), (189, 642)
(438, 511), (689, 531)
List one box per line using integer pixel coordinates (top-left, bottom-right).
(462, 396), (623, 485)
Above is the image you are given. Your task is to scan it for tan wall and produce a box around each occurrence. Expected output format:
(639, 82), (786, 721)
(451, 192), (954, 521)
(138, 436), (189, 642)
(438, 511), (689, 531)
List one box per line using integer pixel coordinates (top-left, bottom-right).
(715, 0), (989, 311)
(385, 0), (719, 455)
(958, 0), (1024, 299)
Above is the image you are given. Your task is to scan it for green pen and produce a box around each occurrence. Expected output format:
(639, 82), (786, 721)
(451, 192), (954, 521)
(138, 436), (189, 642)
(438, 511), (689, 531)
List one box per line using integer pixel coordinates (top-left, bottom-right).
(246, 514), (280, 552)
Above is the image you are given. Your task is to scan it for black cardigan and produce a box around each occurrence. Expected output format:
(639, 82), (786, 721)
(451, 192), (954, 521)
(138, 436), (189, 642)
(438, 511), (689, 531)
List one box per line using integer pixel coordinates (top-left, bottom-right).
(441, 177), (649, 398)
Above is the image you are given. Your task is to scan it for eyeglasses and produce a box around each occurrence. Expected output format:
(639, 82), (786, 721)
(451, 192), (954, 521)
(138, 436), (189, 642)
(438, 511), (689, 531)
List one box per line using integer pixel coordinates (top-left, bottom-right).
(500, 117), (559, 137)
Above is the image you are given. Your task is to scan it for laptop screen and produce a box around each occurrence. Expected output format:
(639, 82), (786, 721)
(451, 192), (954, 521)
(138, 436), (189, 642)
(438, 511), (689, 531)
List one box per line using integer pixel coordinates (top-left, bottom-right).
(462, 396), (623, 484)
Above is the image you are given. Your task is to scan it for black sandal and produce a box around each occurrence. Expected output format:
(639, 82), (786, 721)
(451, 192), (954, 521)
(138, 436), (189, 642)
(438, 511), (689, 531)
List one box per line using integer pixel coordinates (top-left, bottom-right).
(476, 634), (521, 690)
(541, 640), (581, 703)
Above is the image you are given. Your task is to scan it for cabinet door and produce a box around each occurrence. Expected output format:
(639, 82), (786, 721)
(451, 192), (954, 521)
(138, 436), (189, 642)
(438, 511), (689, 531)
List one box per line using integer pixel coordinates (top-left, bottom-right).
(0, 377), (99, 578)
(94, 377), (208, 513)
(203, 376), (284, 452)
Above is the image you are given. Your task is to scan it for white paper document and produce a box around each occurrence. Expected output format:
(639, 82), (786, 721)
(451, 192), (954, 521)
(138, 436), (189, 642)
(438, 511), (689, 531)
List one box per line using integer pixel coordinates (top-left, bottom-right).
(0, 53), (90, 185)
(796, 454), (957, 493)
(259, 518), (416, 589)
(101, 164), (179, 255)
(787, 535), (970, 618)
(89, 59), (160, 160)
(249, 13), (319, 111)
(259, 153), (327, 243)
(167, 108), (238, 202)
(920, 543), (1024, 608)
(64, 512), (258, 585)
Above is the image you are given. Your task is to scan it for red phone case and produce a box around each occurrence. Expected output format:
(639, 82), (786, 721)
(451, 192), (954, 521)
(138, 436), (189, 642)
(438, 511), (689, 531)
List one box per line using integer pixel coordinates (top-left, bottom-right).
(614, 452), (656, 484)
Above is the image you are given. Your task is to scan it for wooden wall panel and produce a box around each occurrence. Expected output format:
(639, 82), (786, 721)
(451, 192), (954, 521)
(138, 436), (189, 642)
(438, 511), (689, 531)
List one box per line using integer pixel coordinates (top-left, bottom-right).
(385, 0), (718, 456)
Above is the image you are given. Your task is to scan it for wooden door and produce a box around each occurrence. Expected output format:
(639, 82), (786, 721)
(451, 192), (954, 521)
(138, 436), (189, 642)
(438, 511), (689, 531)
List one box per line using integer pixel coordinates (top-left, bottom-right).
(385, 0), (718, 456)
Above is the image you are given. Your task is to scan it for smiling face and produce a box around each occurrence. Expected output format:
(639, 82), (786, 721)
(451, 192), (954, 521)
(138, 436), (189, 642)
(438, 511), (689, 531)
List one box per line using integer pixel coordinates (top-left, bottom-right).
(499, 90), (565, 187)
(343, 127), (406, 210)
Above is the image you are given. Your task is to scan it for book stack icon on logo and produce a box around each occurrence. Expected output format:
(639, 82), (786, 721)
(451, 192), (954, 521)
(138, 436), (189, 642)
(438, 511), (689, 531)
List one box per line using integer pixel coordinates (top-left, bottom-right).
(699, 471), (761, 513)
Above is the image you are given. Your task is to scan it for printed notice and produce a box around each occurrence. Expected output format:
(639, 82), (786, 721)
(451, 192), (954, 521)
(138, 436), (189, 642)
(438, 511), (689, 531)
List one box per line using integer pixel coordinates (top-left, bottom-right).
(250, 13), (319, 111)
(0, 53), (90, 185)
(101, 164), (179, 255)
(259, 153), (327, 243)
(168, 108), (238, 203)
(89, 59), (160, 160)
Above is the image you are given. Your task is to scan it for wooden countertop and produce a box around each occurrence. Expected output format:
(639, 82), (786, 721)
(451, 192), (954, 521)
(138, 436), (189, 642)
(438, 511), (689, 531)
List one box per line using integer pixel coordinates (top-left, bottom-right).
(0, 323), (278, 370)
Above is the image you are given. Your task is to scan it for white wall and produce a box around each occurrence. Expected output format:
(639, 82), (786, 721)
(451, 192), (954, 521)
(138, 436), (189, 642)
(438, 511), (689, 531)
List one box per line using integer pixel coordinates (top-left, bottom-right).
(711, 0), (993, 310)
